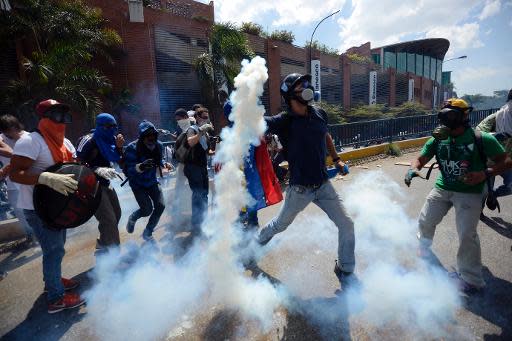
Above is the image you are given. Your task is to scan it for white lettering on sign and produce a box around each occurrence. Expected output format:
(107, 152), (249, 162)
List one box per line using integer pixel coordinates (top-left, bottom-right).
(408, 78), (414, 102)
(311, 60), (321, 101)
(369, 71), (377, 105)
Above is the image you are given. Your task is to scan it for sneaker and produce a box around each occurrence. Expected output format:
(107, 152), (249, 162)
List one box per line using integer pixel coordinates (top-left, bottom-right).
(47, 292), (85, 314)
(142, 229), (154, 242)
(334, 260), (354, 282)
(448, 272), (483, 295)
(126, 216), (136, 234)
(44, 278), (80, 293)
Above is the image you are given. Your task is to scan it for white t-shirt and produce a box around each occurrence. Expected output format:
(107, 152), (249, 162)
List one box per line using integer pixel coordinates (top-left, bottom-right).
(12, 132), (76, 210)
(0, 131), (29, 191)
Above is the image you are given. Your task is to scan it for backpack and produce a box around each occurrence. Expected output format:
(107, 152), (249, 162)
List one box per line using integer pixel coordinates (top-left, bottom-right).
(425, 129), (500, 212)
(172, 131), (192, 163)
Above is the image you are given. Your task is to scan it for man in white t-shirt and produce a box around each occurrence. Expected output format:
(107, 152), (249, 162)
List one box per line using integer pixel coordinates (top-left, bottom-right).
(0, 115), (33, 243)
(10, 99), (85, 314)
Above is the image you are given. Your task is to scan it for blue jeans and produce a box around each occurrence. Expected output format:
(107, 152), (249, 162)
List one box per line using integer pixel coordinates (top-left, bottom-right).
(130, 184), (165, 234)
(494, 170), (512, 197)
(24, 209), (66, 302)
(184, 164), (209, 228)
(258, 181), (355, 272)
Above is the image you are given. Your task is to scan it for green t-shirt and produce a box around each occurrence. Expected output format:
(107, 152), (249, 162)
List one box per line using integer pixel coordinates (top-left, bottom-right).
(421, 128), (505, 193)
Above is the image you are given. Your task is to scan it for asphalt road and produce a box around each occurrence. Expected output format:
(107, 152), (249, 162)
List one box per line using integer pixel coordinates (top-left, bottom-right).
(1, 152), (511, 341)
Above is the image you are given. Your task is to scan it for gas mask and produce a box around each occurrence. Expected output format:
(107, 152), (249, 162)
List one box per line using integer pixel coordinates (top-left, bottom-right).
(292, 80), (315, 105)
(177, 118), (191, 131)
(45, 108), (73, 124)
(432, 107), (470, 140)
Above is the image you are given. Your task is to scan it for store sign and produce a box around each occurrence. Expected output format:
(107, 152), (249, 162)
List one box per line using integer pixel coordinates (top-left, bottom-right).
(369, 71), (377, 105)
(311, 59), (321, 101)
(408, 78), (414, 101)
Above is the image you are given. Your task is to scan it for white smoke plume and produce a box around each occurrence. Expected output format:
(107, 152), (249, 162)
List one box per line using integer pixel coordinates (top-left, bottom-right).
(84, 56), (283, 340)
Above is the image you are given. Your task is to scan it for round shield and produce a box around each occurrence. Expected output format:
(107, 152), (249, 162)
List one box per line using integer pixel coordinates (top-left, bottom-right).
(33, 163), (101, 230)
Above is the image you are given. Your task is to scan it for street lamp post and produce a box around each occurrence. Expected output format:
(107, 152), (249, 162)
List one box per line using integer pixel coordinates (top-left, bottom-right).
(308, 9), (341, 72)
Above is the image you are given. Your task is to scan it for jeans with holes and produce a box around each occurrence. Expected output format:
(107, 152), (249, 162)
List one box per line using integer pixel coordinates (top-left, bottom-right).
(24, 209), (66, 302)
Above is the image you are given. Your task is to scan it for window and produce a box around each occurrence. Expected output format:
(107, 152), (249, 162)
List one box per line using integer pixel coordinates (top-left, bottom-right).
(407, 53), (415, 73)
(424, 56), (431, 79)
(384, 51), (396, 69)
(372, 53), (381, 65)
(436, 59), (442, 83)
(430, 58), (437, 80)
(416, 54), (423, 77)
(397, 52), (407, 73)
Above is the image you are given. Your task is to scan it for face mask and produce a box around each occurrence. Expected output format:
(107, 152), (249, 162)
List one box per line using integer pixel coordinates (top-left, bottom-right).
(145, 142), (156, 151)
(432, 108), (468, 140)
(45, 109), (73, 124)
(292, 80), (315, 105)
(198, 118), (210, 126)
(177, 119), (191, 130)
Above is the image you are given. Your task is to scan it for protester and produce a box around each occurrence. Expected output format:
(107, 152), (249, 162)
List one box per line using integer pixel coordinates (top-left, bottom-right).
(405, 98), (512, 294)
(0, 115), (34, 244)
(476, 89), (512, 199)
(170, 108), (193, 228)
(124, 120), (171, 241)
(76, 113), (124, 252)
(257, 73), (354, 285)
(9, 99), (84, 313)
(184, 107), (214, 234)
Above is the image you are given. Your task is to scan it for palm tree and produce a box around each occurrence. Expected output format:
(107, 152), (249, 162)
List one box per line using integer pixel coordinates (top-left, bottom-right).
(0, 0), (122, 126)
(194, 22), (254, 106)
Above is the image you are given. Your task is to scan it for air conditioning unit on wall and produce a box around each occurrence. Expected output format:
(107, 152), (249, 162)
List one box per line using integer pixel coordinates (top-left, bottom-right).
(128, 0), (144, 23)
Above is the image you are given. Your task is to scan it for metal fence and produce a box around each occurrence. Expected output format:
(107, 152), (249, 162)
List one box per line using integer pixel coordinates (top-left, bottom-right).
(328, 108), (499, 149)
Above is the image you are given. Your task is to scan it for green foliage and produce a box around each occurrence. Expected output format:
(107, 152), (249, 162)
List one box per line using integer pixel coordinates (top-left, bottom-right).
(269, 30), (294, 44)
(0, 0), (122, 121)
(388, 101), (431, 117)
(308, 40), (339, 56)
(317, 102), (346, 124)
(240, 22), (265, 37)
(386, 143), (402, 156)
(344, 101), (431, 122)
(346, 53), (372, 64)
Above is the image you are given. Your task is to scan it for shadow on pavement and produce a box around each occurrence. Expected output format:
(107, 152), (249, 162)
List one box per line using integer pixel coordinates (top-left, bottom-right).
(201, 309), (243, 341)
(245, 262), (352, 341)
(2, 270), (92, 341)
(481, 216), (512, 239)
(465, 267), (512, 340)
(0, 246), (41, 273)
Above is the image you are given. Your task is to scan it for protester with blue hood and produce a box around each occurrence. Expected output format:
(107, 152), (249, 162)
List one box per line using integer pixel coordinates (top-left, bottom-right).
(124, 120), (172, 241)
(77, 113), (124, 252)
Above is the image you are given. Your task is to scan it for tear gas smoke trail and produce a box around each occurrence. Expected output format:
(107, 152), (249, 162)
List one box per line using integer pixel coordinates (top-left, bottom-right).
(84, 57), (283, 340)
(202, 56), (283, 329)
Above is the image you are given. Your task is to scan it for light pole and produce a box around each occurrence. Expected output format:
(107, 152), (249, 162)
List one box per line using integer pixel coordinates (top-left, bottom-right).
(308, 9), (341, 72)
(442, 55), (467, 63)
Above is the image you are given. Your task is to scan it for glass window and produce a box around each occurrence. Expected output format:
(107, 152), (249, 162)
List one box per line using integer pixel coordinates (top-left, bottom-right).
(442, 71), (451, 86)
(436, 59), (442, 83)
(424, 56), (430, 79)
(397, 52), (407, 73)
(416, 54), (423, 77)
(384, 51), (396, 69)
(430, 58), (437, 80)
(407, 53), (415, 73)
(372, 53), (381, 65)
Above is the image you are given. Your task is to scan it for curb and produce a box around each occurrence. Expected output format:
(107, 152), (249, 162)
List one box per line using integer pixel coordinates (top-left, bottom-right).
(337, 137), (429, 162)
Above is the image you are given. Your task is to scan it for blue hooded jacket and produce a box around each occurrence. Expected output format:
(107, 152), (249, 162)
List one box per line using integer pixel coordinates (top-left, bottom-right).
(93, 113), (121, 162)
(124, 120), (164, 189)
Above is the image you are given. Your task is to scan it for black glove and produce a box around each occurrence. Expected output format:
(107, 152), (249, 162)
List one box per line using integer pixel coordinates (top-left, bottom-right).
(136, 159), (155, 172)
(493, 132), (511, 142)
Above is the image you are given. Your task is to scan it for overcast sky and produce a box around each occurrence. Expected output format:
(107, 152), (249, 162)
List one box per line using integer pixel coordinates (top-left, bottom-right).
(202, 0), (512, 96)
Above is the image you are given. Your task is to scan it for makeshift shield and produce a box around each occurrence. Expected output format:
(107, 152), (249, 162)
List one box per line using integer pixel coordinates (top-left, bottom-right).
(33, 163), (101, 230)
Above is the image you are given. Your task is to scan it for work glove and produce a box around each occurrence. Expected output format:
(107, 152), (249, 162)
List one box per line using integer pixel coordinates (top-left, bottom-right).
(95, 167), (120, 180)
(37, 172), (78, 196)
(198, 123), (214, 134)
(136, 159), (155, 173)
(404, 169), (420, 187)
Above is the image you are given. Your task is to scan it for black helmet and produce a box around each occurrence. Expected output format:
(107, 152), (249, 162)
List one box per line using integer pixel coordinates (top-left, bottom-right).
(280, 73), (312, 100)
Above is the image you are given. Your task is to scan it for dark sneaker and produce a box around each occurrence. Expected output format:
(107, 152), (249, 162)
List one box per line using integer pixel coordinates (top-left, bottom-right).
(45, 278), (79, 293)
(448, 272), (483, 295)
(47, 292), (85, 314)
(126, 216), (136, 234)
(142, 229), (154, 242)
(334, 260), (358, 286)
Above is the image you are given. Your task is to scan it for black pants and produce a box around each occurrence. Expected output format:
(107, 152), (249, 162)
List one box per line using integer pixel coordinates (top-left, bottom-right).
(184, 163), (209, 228)
(130, 184), (165, 233)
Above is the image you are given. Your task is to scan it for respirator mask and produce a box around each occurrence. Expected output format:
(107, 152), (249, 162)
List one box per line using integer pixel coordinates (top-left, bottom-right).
(177, 118), (192, 131)
(292, 80), (315, 105)
(432, 106), (470, 140)
(45, 108), (73, 124)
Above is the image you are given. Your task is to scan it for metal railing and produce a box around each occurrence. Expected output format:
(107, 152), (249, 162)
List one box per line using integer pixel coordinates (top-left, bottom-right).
(328, 108), (499, 149)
